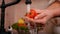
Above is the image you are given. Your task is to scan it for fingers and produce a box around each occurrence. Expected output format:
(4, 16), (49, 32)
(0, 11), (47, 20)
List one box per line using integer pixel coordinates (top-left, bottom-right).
(23, 9), (49, 25)
(34, 10), (47, 19)
(34, 16), (48, 24)
(34, 19), (46, 24)
(35, 12), (47, 19)
(23, 15), (47, 24)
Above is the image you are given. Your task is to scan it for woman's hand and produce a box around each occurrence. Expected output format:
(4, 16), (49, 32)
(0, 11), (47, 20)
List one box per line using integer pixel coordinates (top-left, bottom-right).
(34, 10), (54, 24)
(24, 9), (55, 24)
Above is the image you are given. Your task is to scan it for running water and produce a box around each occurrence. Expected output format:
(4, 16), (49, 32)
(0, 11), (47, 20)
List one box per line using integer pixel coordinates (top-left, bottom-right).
(27, 4), (30, 12)
(26, 4), (37, 34)
(26, 4), (32, 34)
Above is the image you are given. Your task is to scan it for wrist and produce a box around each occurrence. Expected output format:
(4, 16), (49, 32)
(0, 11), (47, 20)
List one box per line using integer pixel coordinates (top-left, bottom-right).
(50, 10), (56, 17)
(46, 9), (55, 18)
(52, 8), (60, 17)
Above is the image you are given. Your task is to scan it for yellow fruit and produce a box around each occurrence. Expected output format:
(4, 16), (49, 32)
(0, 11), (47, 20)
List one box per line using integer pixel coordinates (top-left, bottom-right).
(18, 18), (25, 24)
(18, 18), (27, 27)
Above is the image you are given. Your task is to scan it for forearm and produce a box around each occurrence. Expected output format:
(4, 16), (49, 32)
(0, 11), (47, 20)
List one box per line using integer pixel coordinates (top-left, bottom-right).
(53, 8), (60, 17)
(47, 1), (60, 17)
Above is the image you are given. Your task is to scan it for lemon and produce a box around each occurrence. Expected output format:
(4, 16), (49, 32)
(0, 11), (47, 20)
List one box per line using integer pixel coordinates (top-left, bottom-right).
(18, 18), (25, 24)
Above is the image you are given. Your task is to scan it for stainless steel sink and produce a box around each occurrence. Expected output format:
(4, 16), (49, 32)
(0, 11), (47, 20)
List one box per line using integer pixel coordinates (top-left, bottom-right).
(54, 26), (60, 34)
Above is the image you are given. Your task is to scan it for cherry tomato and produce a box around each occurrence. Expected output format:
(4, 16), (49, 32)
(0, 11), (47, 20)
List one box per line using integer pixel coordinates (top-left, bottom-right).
(26, 9), (38, 19)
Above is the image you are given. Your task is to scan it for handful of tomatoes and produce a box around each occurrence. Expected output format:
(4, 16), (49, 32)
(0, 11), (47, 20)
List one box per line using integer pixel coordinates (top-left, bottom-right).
(26, 9), (45, 27)
(26, 9), (38, 19)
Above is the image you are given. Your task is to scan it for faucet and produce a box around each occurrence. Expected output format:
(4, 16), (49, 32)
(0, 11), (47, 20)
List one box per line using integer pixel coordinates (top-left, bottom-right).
(0, 0), (21, 34)
(25, 0), (32, 12)
(25, 0), (32, 4)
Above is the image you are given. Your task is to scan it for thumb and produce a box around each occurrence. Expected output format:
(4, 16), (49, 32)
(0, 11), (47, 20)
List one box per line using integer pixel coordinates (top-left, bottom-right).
(34, 15), (40, 19)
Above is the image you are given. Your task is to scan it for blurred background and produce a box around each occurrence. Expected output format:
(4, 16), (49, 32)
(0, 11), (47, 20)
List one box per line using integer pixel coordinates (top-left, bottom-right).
(0, 0), (60, 34)
(0, 0), (51, 30)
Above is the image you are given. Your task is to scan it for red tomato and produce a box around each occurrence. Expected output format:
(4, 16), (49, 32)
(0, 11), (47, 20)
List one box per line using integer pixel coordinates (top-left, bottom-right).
(26, 9), (38, 19)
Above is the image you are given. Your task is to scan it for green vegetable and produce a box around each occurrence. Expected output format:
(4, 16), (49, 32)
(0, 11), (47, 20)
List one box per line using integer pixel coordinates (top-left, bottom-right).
(12, 23), (29, 31)
(12, 23), (18, 30)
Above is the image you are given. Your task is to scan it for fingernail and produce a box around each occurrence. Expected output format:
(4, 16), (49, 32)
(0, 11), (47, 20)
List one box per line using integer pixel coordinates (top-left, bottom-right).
(35, 17), (37, 19)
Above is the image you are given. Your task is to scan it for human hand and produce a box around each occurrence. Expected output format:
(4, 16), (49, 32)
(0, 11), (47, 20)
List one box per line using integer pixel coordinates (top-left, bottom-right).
(24, 9), (55, 25)
(34, 9), (54, 24)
